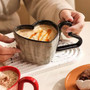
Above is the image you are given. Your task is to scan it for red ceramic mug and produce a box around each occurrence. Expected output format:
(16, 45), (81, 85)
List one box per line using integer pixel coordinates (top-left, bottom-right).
(0, 66), (39, 90)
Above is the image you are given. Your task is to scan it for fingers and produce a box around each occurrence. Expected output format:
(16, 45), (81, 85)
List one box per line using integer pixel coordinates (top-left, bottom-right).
(60, 10), (74, 22)
(62, 22), (84, 38)
(66, 12), (85, 34)
(0, 33), (15, 43)
(0, 54), (14, 62)
(61, 21), (84, 38)
(60, 10), (85, 37)
(61, 25), (71, 38)
(0, 45), (21, 62)
(0, 45), (21, 55)
(66, 23), (84, 34)
(63, 11), (73, 22)
(75, 12), (85, 23)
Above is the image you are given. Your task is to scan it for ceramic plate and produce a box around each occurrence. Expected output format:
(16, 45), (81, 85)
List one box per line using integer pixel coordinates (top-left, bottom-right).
(65, 64), (90, 90)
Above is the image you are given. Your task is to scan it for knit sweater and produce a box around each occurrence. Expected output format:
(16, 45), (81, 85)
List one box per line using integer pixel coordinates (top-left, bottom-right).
(0, 0), (73, 32)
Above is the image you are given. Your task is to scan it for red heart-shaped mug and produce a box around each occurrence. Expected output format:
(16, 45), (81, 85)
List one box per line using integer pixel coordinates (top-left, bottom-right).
(0, 66), (39, 90)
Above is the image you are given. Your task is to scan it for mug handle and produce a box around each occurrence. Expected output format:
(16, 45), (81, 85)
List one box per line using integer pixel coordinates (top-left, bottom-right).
(57, 21), (83, 51)
(18, 77), (39, 90)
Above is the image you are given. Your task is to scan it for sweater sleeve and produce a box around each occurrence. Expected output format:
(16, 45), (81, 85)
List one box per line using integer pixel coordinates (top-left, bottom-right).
(23, 0), (73, 23)
(0, 0), (20, 16)
(0, 1), (4, 16)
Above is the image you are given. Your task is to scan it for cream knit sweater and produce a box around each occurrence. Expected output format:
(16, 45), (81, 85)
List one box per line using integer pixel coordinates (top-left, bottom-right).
(0, 0), (73, 32)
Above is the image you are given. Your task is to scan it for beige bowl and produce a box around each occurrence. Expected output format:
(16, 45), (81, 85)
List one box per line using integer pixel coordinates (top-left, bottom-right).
(14, 20), (82, 65)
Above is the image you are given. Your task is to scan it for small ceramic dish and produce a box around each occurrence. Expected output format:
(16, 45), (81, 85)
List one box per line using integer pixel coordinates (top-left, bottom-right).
(65, 64), (90, 90)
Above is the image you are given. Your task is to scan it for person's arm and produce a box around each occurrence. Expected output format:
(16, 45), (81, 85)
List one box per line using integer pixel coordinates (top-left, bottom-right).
(23, 0), (73, 23)
(0, 0), (20, 33)
(0, 0), (20, 16)
(0, 13), (20, 33)
(23, 0), (85, 37)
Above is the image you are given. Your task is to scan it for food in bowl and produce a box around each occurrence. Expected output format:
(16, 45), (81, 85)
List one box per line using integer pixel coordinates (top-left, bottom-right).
(16, 24), (57, 42)
(76, 68), (90, 90)
(0, 70), (18, 89)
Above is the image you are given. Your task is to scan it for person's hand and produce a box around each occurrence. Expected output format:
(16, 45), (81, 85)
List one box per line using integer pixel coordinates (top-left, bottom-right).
(59, 9), (85, 37)
(0, 33), (20, 62)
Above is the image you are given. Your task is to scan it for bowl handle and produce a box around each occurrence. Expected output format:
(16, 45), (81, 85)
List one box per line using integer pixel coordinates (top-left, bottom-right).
(57, 21), (82, 51)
